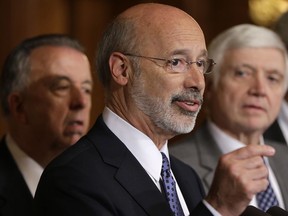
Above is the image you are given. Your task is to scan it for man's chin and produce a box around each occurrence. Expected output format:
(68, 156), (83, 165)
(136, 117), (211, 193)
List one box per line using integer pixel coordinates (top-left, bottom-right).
(69, 134), (82, 145)
(63, 132), (83, 145)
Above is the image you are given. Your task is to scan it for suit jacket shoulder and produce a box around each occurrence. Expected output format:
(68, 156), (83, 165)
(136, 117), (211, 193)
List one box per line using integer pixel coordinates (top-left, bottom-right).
(264, 120), (287, 144)
(34, 115), (213, 216)
(170, 124), (288, 210)
(0, 137), (33, 216)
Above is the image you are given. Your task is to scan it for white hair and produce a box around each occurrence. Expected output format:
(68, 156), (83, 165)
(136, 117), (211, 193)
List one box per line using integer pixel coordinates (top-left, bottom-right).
(208, 24), (288, 90)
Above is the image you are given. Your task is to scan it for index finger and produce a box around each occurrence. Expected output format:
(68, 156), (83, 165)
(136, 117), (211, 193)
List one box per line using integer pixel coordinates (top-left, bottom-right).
(234, 145), (275, 160)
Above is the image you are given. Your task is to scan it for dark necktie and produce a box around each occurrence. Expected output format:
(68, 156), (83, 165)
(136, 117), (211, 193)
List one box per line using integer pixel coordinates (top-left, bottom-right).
(161, 152), (184, 216)
(256, 160), (279, 212)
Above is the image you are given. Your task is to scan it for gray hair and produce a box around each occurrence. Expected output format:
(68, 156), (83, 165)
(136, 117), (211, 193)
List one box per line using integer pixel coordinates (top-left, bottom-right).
(208, 24), (288, 89)
(95, 17), (141, 89)
(0, 34), (85, 116)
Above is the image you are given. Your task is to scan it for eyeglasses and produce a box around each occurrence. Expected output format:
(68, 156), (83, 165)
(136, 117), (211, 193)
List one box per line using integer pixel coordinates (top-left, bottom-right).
(124, 53), (216, 74)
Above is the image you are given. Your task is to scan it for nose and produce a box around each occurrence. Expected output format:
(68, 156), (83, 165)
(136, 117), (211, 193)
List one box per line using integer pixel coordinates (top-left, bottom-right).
(184, 65), (205, 93)
(70, 87), (89, 110)
(248, 73), (266, 97)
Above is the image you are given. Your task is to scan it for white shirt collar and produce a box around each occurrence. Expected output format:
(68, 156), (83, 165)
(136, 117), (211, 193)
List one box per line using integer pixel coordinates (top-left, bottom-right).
(6, 134), (43, 197)
(207, 120), (265, 154)
(207, 121), (246, 154)
(102, 107), (166, 182)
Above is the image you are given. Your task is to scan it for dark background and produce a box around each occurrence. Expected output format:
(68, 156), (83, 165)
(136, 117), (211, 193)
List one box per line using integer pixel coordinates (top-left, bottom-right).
(0, 0), (285, 137)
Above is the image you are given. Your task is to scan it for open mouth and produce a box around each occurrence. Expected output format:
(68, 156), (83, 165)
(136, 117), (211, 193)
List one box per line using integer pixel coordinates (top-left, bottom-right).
(174, 99), (201, 112)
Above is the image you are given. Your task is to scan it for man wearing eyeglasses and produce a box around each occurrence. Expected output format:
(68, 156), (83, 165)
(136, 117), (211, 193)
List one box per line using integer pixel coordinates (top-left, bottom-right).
(34, 4), (276, 216)
(170, 24), (288, 212)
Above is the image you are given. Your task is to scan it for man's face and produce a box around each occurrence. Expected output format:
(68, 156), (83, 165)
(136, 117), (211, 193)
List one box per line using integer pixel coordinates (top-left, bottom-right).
(22, 46), (92, 149)
(209, 47), (286, 135)
(128, 16), (206, 136)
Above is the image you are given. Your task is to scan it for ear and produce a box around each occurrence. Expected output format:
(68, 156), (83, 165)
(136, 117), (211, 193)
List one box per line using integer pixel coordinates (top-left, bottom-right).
(7, 93), (28, 124)
(109, 52), (130, 86)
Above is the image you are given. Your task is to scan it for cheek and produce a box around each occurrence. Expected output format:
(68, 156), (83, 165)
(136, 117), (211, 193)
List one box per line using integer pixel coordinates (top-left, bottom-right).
(213, 84), (243, 113)
(217, 82), (239, 101)
(267, 90), (284, 115)
(139, 72), (167, 96)
(83, 95), (92, 110)
(32, 97), (69, 119)
(83, 105), (92, 123)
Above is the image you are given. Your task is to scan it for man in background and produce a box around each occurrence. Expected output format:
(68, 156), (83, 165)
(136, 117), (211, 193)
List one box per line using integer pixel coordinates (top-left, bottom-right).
(264, 11), (288, 145)
(34, 4), (276, 216)
(0, 34), (93, 216)
(170, 24), (288, 211)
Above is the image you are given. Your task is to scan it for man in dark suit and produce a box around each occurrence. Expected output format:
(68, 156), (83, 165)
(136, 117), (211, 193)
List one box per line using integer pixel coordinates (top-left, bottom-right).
(0, 34), (92, 216)
(34, 4), (275, 216)
(170, 24), (288, 211)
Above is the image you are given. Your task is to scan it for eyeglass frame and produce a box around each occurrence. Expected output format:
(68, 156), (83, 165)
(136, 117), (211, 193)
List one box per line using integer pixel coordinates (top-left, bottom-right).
(123, 53), (216, 74)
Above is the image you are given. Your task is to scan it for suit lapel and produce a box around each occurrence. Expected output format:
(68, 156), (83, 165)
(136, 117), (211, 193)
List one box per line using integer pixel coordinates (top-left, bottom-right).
(264, 120), (286, 144)
(196, 124), (221, 190)
(170, 156), (205, 213)
(115, 154), (172, 216)
(88, 116), (173, 216)
(0, 137), (33, 213)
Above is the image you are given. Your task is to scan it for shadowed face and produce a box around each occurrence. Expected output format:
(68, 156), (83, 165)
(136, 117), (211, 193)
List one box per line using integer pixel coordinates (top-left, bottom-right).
(21, 46), (92, 149)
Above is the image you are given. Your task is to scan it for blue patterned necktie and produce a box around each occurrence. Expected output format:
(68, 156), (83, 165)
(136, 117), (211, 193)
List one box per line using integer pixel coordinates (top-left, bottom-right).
(256, 159), (279, 212)
(161, 152), (184, 216)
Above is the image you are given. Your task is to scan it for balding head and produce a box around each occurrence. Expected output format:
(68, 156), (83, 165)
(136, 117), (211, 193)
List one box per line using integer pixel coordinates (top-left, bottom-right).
(121, 3), (204, 52)
(118, 3), (200, 29)
(96, 3), (205, 89)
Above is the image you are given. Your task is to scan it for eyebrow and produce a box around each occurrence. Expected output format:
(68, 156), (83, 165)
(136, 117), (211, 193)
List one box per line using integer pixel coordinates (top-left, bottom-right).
(170, 49), (208, 59)
(236, 64), (285, 76)
(82, 80), (93, 86)
(240, 64), (256, 71)
(241, 64), (283, 72)
(50, 76), (93, 86)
